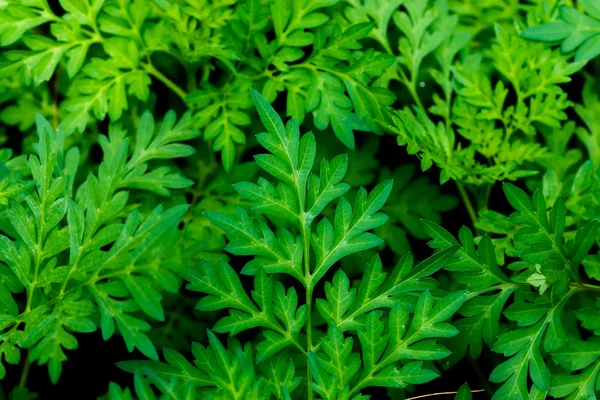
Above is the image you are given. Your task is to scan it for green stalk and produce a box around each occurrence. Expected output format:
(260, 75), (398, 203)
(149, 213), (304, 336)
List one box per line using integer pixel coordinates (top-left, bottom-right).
(18, 350), (32, 389)
(143, 63), (188, 102)
(302, 223), (313, 399)
(456, 181), (479, 228)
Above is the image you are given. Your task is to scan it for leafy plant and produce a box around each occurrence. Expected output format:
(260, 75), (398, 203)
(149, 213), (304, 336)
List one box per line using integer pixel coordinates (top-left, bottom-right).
(116, 91), (466, 399)
(0, 0), (398, 171)
(3, 0), (600, 399)
(424, 182), (600, 399)
(388, 22), (583, 187)
(0, 109), (199, 386)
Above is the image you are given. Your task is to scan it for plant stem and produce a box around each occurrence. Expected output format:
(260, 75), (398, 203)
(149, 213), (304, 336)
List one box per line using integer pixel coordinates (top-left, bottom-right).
(303, 225), (314, 400)
(456, 181), (478, 228)
(52, 66), (61, 130)
(571, 282), (600, 292)
(409, 83), (426, 111)
(393, 66), (425, 112)
(480, 183), (493, 212)
(18, 350), (32, 389)
(306, 285), (313, 400)
(143, 63), (188, 102)
(409, 75), (426, 112)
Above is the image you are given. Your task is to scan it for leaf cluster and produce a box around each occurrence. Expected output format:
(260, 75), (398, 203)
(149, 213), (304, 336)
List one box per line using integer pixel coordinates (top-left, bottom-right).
(0, 109), (199, 383)
(3, 1), (600, 399)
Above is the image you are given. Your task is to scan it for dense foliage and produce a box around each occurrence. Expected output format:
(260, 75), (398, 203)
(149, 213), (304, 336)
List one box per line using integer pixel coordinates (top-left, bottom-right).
(1, 0), (600, 399)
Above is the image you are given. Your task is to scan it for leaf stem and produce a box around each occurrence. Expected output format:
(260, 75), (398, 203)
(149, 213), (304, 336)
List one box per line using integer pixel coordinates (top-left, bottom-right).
(570, 282), (600, 292)
(466, 283), (522, 299)
(480, 183), (493, 212)
(143, 63), (188, 102)
(18, 350), (32, 389)
(302, 223), (313, 399)
(456, 181), (478, 228)
(52, 66), (61, 130)
(409, 83), (426, 111)
(26, 174), (49, 312)
(409, 76), (426, 112)
(395, 67), (425, 111)
(306, 285), (313, 400)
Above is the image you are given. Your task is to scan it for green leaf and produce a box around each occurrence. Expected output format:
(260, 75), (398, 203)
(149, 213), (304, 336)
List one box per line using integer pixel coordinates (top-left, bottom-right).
(550, 340), (600, 399)
(522, 5), (600, 61)
(490, 294), (571, 399)
(118, 333), (279, 398)
(454, 383), (472, 400)
(317, 248), (458, 331)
